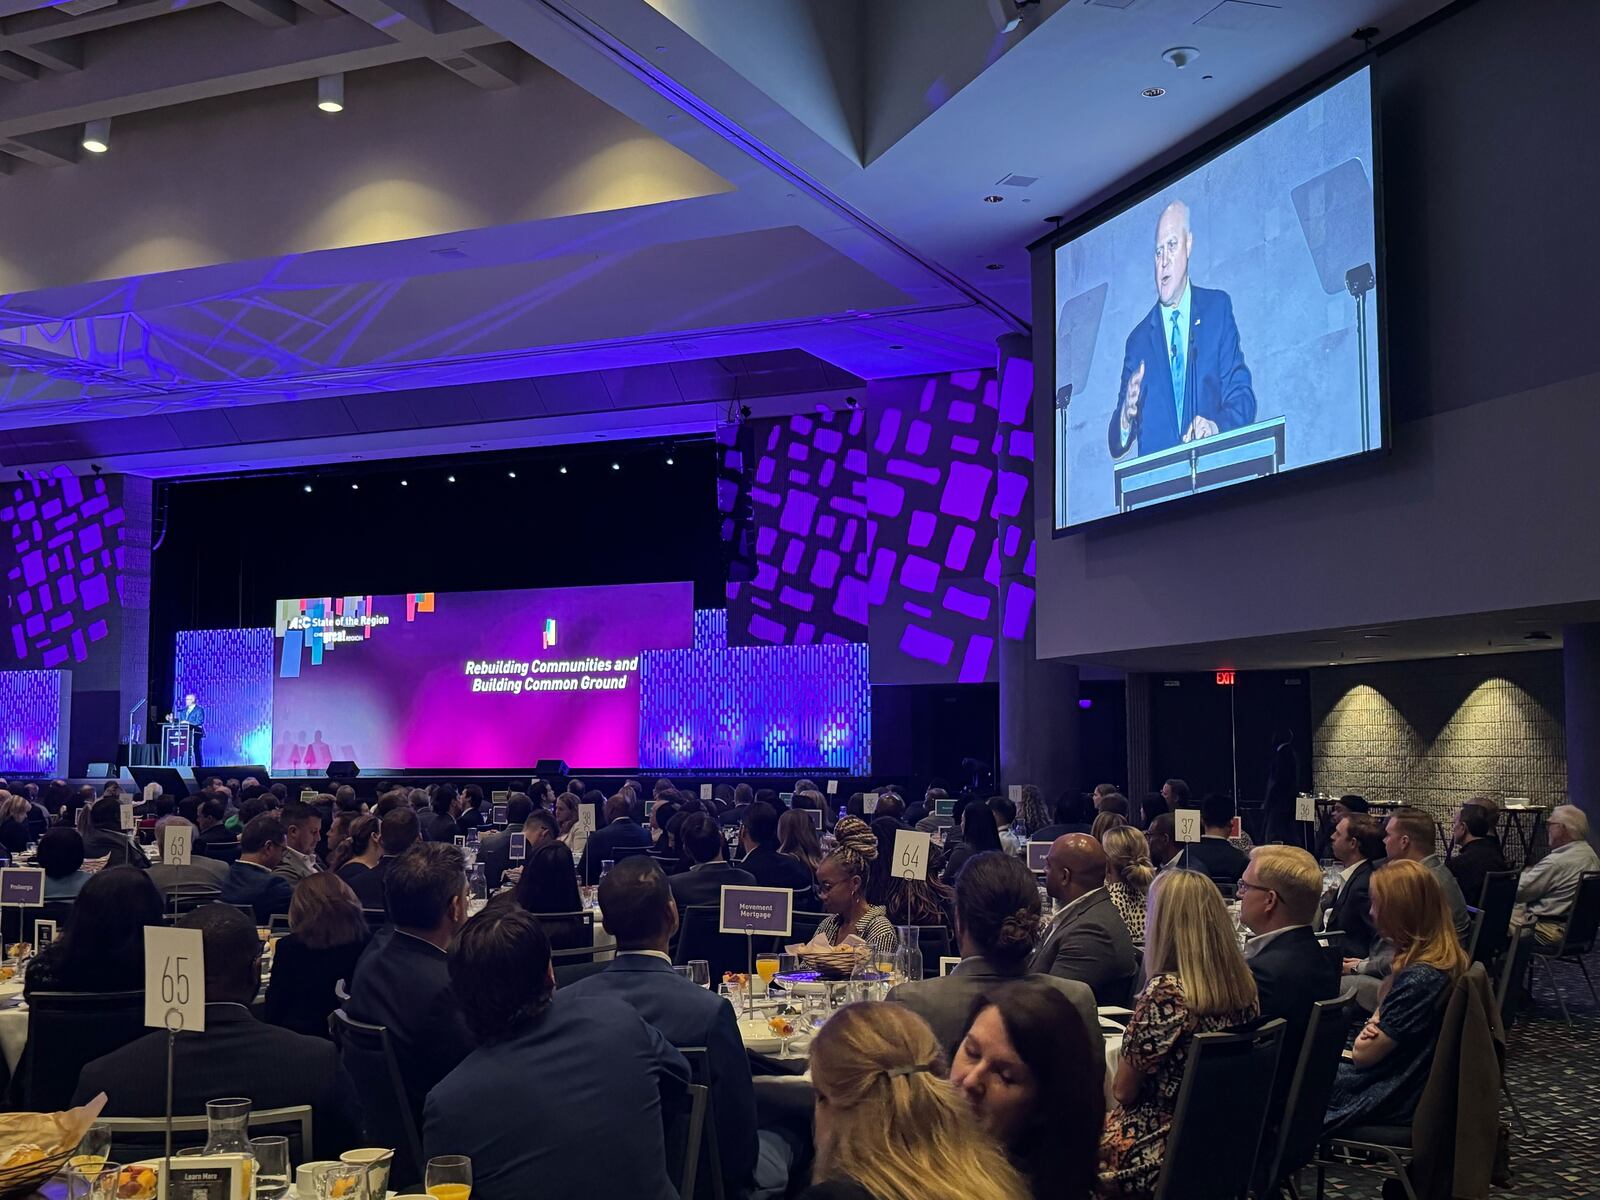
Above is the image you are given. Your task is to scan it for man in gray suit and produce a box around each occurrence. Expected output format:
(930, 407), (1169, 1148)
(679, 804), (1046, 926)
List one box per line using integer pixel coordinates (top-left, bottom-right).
(1028, 834), (1138, 1006)
(890, 852), (1101, 1064)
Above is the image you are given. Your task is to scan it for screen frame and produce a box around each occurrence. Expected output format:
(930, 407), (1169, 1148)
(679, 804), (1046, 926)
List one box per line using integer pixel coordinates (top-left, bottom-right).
(1037, 56), (1390, 538)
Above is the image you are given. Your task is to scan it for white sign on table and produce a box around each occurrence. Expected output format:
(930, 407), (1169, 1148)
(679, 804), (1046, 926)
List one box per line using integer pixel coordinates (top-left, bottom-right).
(1008, 784), (1023, 804)
(1026, 841), (1052, 872)
(863, 792), (879, 815)
(939, 956), (961, 977)
(892, 830), (931, 881)
(33, 919), (56, 947)
(826, 780), (839, 795)
(145, 925), (206, 1032)
(161, 824), (192, 867)
(700, 783), (713, 801)
(509, 832), (526, 861)
(119, 801), (136, 832)
(1295, 795), (1317, 823)
(1175, 809), (1202, 844)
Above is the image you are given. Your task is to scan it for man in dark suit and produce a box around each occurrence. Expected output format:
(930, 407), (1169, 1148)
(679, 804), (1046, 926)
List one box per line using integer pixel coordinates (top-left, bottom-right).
(1447, 801), (1510, 907)
(425, 905), (687, 1200)
(176, 692), (206, 765)
(352, 807), (421, 912)
(347, 843), (475, 1140)
(578, 793), (652, 885)
(1175, 794), (1250, 888)
(567, 857), (772, 1197)
(1241, 846), (1341, 1106)
(736, 801), (814, 903)
(194, 798), (235, 850)
(219, 814), (295, 922)
(1028, 834), (1138, 1005)
(73, 904), (362, 1155)
(475, 793), (532, 890)
(82, 795), (150, 868)
(668, 813), (755, 911)
(1262, 728), (1302, 848)
(1107, 199), (1256, 459)
(1321, 812), (1383, 959)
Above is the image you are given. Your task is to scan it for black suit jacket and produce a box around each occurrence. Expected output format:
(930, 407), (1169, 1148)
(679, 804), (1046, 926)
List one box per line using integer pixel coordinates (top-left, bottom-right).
(578, 818), (651, 884)
(1324, 859), (1378, 959)
(738, 845), (814, 903)
(1178, 836), (1249, 887)
(73, 1004), (363, 1156)
(1247, 926), (1340, 1103)
(1446, 837), (1509, 907)
(669, 862), (756, 911)
(351, 854), (399, 911)
(219, 859), (294, 922)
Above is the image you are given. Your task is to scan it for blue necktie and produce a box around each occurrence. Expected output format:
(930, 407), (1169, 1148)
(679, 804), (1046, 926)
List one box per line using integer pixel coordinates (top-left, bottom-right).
(1170, 309), (1185, 430)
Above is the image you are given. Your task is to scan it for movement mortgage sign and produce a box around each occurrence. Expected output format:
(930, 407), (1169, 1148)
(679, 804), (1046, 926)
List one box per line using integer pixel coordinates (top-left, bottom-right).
(719, 885), (794, 938)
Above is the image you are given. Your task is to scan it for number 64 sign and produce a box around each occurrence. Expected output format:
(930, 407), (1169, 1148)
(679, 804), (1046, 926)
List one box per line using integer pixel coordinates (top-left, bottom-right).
(145, 926), (206, 1032)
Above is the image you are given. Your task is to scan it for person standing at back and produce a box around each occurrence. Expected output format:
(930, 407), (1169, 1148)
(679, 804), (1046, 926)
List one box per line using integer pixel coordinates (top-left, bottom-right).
(1262, 728), (1301, 848)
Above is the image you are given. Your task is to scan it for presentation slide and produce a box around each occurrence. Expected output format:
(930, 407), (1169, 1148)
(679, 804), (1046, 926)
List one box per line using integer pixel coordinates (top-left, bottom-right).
(270, 582), (694, 771)
(1053, 67), (1382, 530)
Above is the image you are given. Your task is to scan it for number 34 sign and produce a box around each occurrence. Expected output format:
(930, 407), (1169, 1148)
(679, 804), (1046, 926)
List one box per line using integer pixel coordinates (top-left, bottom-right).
(145, 926), (206, 1033)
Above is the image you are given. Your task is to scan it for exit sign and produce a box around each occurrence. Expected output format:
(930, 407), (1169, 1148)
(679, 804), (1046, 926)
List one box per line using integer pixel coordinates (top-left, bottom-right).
(1215, 670), (1236, 686)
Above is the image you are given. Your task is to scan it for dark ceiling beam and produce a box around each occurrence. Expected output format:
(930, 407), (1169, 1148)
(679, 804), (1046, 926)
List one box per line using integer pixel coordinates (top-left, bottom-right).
(0, 0), (214, 45)
(287, 0), (341, 16)
(0, 127), (78, 164)
(0, 49), (37, 80)
(7, 36), (83, 71)
(331, 0), (521, 90)
(218, 0), (298, 27)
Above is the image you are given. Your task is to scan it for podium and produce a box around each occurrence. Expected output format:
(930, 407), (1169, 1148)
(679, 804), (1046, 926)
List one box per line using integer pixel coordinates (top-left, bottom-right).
(162, 722), (196, 767)
(1113, 416), (1287, 512)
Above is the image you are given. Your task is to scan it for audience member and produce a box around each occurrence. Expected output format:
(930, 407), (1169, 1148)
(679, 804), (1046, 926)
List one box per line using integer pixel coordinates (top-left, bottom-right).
(1101, 826), (1155, 944)
(0, 794), (32, 854)
(146, 823), (231, 894)
(1323, 812), (1384, 959)
(1174, 794), (1249, 887)
(37, 828), (92, 900)
(1092, 784), (1121, 808)
(1446, 802), (1509, 906)
(913, 789), (955, 837)
(890, 852), (1097, 1058)
(800, 1001), (1030, 1200)
(1032, 793), (1095, 843)
(988, 796), (1020, 854)
(578, 793), (651, 884)
(740, 801), (815, 898)
(815, 818), (898, 955)
(274, 802), (324, 882)
(880, 831), (956, 931)
(1160, 779), (1191, 810)
(74, 904), (361, 1154)
(264, 872), (370, 1038)
(422, 784), (461, 843)
(220, 814), (295, 922)
(195, 799), (234, 850)
(1325, 859), (1468, 1130)
(666, 813), (755, 909)
(1099, 870), (1259, 1198)
(25, 866), (162, 997)
(1136, 793), (1168, 828)
(351, 807), (421, 911)
(942, 801), (1004, 882)
(1090, 811), (1127, 843)
(647, 798), (680, 851)
(1028, 834), (1138, 1005)
(1015, 785), (1050, 838)
(951, 980), (1105, 1200)
(347, 843), (475, 1133)
(511, 841), (588, 950)
(83, 795), (150, 868)
(1144, 813), (1179, 871)
(425, 905), (688, 1200)
(477, 794), (534, 889)
(778, 808), (826, 875)
(333, 814), (382, 882)
(871, 791), (906, 822)
(1513, 803), (1600, 944)
(1383, 807), (1471, 942)
(458, 785), (486, 832)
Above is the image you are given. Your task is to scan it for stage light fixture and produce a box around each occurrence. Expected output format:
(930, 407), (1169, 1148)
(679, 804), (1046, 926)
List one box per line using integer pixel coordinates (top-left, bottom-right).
(559, 466), (568, 475)
(611, 462), (620, 471)
(81, 118), (111, 154)
(318, 74), (345, 113)
(447, 474), (457, 483)
(400, 479), (408, 487)
(351, 483), (359, 490)
(507, 471), (517, 479)
(666, 456), (674, 466)
(303, 484), (313, 493)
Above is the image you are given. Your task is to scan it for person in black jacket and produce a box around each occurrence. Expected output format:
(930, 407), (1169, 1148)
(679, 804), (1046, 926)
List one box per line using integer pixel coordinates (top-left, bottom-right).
(577, 794), (651, 885)
(667, 814), (754, 910)
(352, 807), (421, 912)
(1262, 728), (1302, 847)
(1321, 813), (1384, 959)
(1446, 802), (1509, 907)
(736, 801), (814, 900)
(1175, 794), (1249, 887)
(263, 873), (369, 1038)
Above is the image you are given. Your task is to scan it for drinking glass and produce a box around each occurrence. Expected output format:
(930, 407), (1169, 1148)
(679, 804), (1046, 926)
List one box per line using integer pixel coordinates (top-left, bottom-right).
(687, 959), (711, 989)
(777, 953), (800, 977)
(754, 955), (780, 995)
(425, 1154), (473, 1200)
(318, 1163), (365, 1200)
(68, 1124), (112, 1175)
(249, 1137), (290, 1200)
(673, 965), (692, 980)
(67, 1161), (121, 1200)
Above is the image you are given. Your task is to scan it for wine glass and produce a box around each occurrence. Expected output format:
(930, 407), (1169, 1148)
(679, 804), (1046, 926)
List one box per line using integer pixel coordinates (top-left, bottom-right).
(687, 959), (711, 989)
(249, 1137), (290, 1200)
(754, 955), (779, 996)
(425, 1155), (473, 1200)
(68, 1161), (121, 1200)
(68, 1124), (111, 1175)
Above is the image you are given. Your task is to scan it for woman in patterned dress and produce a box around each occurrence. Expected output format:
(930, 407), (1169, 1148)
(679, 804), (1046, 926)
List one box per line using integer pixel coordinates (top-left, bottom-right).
(1101, 826), (1156, 945)
(1097, 870), (1259, 1199)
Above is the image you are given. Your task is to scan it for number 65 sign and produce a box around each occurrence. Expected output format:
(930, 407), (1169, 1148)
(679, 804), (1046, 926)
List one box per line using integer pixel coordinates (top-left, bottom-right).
(145, 926), (206, 1032)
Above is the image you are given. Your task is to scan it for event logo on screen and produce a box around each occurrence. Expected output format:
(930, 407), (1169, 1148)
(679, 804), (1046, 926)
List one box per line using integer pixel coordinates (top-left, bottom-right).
(542, 618), (557, 650)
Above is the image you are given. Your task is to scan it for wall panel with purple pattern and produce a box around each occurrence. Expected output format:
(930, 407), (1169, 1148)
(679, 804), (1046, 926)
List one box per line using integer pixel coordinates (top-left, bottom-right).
(0, 670), (71, 774)
(173, 628), (275, 767)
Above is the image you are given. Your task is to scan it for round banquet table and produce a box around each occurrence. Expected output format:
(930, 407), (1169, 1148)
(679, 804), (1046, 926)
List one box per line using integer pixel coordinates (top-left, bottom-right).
(0, 1003), (26, 1072)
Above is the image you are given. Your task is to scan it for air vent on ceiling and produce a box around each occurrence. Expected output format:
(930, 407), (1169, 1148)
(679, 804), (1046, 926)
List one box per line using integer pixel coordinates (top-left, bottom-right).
(442, 57), (475, 71)
(996, 173), (1037, 188)
(1194, 1), (1282, 32)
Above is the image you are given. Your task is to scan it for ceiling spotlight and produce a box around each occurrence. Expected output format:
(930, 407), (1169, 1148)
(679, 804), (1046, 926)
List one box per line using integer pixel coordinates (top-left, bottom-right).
(447, 475), (456, 483)
(303, 484), (313, 493)
(81, 118), (111, 154)
(559, 466), (568, 475)
(985, 262), (1004, 271)
(982, 194), (1004, 203)
(1141, 86), (1166, 99)
(1161, 46), (1200, 69)
(665, 456), (674, 466)
(507, 471), (517, 479)
(317, 74), (345, 114)
(351, 483), (359, 490)
(611, 462), (620, 471)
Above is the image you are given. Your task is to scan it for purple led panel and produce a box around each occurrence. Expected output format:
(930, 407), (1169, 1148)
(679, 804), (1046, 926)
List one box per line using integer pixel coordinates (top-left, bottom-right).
(173, 628), (275, 766)
(0, 669), (70, 774)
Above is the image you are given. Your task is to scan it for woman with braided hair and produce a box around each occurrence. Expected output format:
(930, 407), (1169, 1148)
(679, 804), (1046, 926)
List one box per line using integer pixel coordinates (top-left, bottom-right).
(1101, 825), (1156, 944)
(799, 1001), (1031, 1200)
(814, 816), (899, 956)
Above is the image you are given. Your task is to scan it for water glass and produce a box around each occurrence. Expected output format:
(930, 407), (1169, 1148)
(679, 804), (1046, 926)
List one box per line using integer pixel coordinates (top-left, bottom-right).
(777, 953), (800, 976)
(68, 1124), (112, 1175)
(687, 959), (711, 989)
(673, 965), (692, 980)
(249, 1136), (290, 1200)
(317, 1163), (365, 1200)
(425, 1154), (473, 1200)
(67, 1161), (121, 1200)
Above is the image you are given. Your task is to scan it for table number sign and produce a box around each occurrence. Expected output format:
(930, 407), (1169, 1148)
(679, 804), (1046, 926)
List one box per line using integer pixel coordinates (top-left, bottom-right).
(1175, 809), (1202, 844)
(826, 780), (839, 795)
(892, 830), (931, 881)
(145, 925), (206, 1033)
(1295, 795), (1317, 823)
(700, 784), (714, 801)
(863, 793), (879, 815)
(161, 824), (193, 867)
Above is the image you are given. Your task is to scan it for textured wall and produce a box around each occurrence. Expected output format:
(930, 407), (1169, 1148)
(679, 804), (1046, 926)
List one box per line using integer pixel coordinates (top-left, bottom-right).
(0, 670), (70, 775)
(1310, 652), (1567, 820)
(172, 628), (275, 766)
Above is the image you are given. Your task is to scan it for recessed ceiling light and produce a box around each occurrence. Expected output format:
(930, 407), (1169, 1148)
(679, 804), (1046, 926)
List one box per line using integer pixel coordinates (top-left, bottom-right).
(507, 471), (517, 479)
(889, 344), (904, 350)
(351, 483), (359, 490)
(400, 480), (408, 487)
(317, 74), (344, 113)
(665, 456), (674, 466)
(303, 484), (313, 493)
(982, 194), (1004, 203)
(1142, 86), (1166, 98)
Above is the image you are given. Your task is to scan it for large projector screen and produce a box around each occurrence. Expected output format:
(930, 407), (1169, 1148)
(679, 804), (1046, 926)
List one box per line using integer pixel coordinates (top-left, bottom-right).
(270, 582), (694, 771)
(1051, 66), (1384, 531)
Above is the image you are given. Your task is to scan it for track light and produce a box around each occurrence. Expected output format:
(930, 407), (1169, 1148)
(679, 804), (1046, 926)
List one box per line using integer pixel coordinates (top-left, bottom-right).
(559, 466), (568, 475)
(317, 74), (344, 114)
(400, 479), (408, 487)
(303, 484), (313, 493)
(611, 462), (620, 471)
(507, 471), (517, 479)
(447, 475), (457, 483)
(351, 483), (359, 490)
(81, 118), (111, 154)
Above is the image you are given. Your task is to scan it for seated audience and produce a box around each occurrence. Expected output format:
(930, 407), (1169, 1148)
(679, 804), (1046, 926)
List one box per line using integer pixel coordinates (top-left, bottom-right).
(1383, 807), (1472, 943)
(499, 810), (560, 889)
(1015, 785), (1050, 838)
(1031, 792), (1096, 843)
(458, 785), (486, 832)
(799, 1001), (1031, 1200)
(1513, 803), (1600, 944)
(647, 798), (679, 853)
(1101, 826), (1155, 944)
(1090, 811), (1127, 843)
(274, 802), (323, 882)
(779, 808), (826, 876)
(476, 794), (534, 889)
(1323, 812), (1384, 959)
(38, 828), (93, 900)
(74, 904), (362, 1155)
(880, 837), (955, 932)
(578, 793), (651, 885)
(1136, 793), (1168, 828)
(25, 866), (162, 997)
(351, 806), (421, 912)
(510, 841), (589, 950)
(421, 784), (461, 843)
(554, 791), (583, 851)
(814, 818), (899, 956)
(951, 980), (1105, 1200)
(1144, 813), (1179, 871)
(740, 801), (815, 898)
(1325, 859), (1468, 1130)
(346, 843), (475, 1133)
(264, 872), (370, 1038)
(913, 789), (956, 836)
(890, 852), (1097, 1058)
(988, 796), (1020, 855)
(219, 814), (295, 922)
(1240, 846), (1340, 1104)
(1028, 834), (1138, 1006)
(1099, 869), (1259, 1198)
(425, 906), (688, 1200)
(942, 802), (1003, 882)
(568, 857), (776, 1197)
(667, 813), (756, 909)
(146, 822), (230, 894)
(1174, 794), (1249, 887)
(83, 795), (150, 868)
(1445, 802), (1509, 906)
(0, 793), (32, 854)
(195, 799), (234, 850)
(332, 814), (382, 883)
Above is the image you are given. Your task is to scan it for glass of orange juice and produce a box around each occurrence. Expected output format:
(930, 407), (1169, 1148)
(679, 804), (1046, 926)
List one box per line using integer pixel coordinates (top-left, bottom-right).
(426, 1155), (472, 1200)
(755, 955), (780, 996)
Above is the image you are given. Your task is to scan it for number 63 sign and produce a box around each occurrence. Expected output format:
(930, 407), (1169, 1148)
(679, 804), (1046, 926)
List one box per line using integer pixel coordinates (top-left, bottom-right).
(145, 926), (206, 1032)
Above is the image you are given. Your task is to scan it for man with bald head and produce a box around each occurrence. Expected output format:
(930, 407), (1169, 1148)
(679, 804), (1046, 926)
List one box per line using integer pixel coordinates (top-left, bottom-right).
(1027, 833), (1139, 1005)
(1108, 199), (1256, 459)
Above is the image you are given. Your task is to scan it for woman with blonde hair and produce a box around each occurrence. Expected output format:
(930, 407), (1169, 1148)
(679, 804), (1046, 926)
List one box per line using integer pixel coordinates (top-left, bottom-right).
(1098, 870), (1258, 1198)
(1101, 826), (1156, 944)
(779, 807), (825, 874)
(801, 1001), (1032, 1200)
(1090, 811), (1127, 844)
(1324, 859), (1468, 1130)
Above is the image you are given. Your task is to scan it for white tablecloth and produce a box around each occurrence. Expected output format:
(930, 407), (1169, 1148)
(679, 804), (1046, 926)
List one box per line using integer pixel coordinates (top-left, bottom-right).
(0, 1004), (28, 1072)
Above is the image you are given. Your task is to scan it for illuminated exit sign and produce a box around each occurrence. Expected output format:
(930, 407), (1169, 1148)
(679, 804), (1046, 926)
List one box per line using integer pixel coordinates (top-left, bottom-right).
(1215, 670), (1236, 686)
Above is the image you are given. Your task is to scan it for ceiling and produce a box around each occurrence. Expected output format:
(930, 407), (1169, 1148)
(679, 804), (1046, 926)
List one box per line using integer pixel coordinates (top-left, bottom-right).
(0, 0), (1454, 475)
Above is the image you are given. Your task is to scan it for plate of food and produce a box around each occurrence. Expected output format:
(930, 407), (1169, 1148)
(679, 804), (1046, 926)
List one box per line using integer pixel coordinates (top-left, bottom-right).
(736, 1017), (782, 1054)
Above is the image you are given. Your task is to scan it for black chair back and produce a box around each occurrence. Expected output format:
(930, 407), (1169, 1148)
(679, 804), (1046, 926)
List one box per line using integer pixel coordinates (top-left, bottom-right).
(17, 899), (76, 942)
(1256, 995), (1357, 1193)
(532, 910), (596, 960)
(330, 1009), (425, 1189)
(1469, 870), (1518, 964)
(661, 1082), (709, 1200)
(912, 924), (950, 964)
(674, 905), (782, 980)
(164, 886), (221, 919)
(18, 989), (146, 1111)
(1151, 1018), (1286, 1200)
(676, 1048), (726, 1200)
(611, 844), (655, 864)
(1555, 871), (1600, 955)
(204, 840), (241, 864)
(790, 910), (827, 945)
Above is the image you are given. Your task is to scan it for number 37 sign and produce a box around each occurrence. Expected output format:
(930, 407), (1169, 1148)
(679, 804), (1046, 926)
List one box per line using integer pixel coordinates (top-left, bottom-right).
(145, 926), (206, 1032)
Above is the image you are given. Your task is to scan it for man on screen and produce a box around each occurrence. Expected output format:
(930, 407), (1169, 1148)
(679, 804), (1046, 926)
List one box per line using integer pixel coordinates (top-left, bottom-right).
(1107, 200), (1256, 459)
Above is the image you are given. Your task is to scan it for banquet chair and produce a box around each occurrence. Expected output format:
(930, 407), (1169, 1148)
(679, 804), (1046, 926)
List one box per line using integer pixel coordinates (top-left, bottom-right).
(1149, 1018), (1286, 1200)
(1467, 871), (1518, 966)
(678, 1047), (727, 1200)
(532, 910), (596, 961)
(19, 899), (75, 942)
(361, 908), (390, 932)
(330, 1008), (424, 1189)
(790, 911), (828, 945)
(268, 913), (293, 937)
(661, 1082), (709, 1200)
(1528, 870), (1600, 1026)
(203, 840), (242, 864)
(912, 925), (951, 965)
(1253, 996), (1356, 1198)
(97, 1105), (313, 1164)
(164, 885), (222, 919)
(13, 989), (146, 1111)
(551, 946), (609, 987)
(675, 906), (779, 981)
